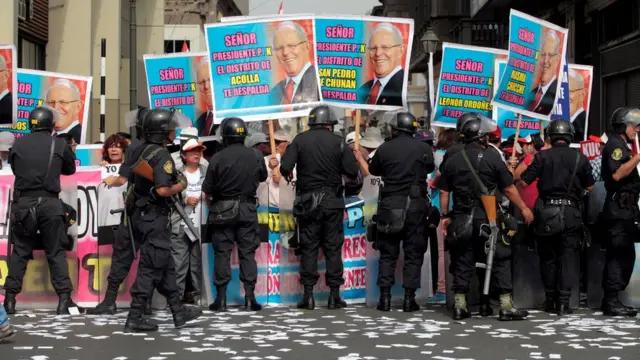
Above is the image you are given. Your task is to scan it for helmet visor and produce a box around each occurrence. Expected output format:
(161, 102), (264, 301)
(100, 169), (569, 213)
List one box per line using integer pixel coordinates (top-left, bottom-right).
(124, 109), (142, 128)
(43, 106), (62, 124)
(478, 114), (497, 135)
(166, 109), (193, 130)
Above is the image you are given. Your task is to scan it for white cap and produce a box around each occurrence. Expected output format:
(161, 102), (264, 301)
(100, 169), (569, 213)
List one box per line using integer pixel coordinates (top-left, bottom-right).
(0, 132), (14, 152)
(345, 131), (362, 145)
(182, 138), (206, 152)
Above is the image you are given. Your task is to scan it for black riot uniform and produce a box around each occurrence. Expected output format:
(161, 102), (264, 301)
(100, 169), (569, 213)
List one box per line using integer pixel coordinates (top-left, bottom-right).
(202, 117), (268, 312)
(600, 107), (640, 317)
(439, 113), (530, 321)
(280, 105), (359, 310)
(520, 119), (595, 315)
(368, 112), (434, 312)
(87, 107), (151, 316)
(3, 107), (78, 315)
(124, 108), (201, 332)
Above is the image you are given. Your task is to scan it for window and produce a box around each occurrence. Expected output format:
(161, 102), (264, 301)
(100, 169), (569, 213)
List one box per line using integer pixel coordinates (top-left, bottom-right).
(164, 40), (190, 54)
(598, 0), (640, 44)
(18, 0), (34, 21)
(18, 36), (45, 70)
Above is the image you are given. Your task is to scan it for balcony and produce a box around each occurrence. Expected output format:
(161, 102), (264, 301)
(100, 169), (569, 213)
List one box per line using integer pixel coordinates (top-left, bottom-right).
(450, 20), (508, 49)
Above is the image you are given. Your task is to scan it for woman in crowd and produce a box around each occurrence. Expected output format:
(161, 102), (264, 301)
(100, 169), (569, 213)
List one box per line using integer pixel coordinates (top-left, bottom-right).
(171, 138), (207, 305)
(427, 129), (457, 304)
(101, 134), (128, 165)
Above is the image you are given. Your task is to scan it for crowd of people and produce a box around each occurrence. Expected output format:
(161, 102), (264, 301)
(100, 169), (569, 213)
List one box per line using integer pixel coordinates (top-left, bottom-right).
(2, 104), (640, 340)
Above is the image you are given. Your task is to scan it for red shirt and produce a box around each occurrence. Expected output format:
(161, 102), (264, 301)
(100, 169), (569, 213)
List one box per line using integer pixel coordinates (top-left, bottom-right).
(517, 154), (539, 209)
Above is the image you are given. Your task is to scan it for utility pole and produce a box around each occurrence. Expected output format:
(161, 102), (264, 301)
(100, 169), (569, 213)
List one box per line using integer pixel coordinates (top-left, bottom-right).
(129, 0), (137, 135)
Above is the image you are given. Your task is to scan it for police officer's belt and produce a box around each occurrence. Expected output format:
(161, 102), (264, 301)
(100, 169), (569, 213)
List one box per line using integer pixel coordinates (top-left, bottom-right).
(17, 190), (58, 198)
(216, 195), (256, 203)
(544, 199), (577, 207)
(612, 192), (639, 207)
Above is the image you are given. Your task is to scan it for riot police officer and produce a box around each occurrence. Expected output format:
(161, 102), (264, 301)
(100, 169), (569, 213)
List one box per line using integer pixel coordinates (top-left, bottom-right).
(439, 113), (532, 321)
(88, 106), (152, 315)
(368, 112), (435, 312)
(279, 105), (359, 310)
(3, 107), (78, 314)
(520, 119), (594, 315)
(124, 108), (201, 332)
(202, 117), (267, 312)
(600, 107), (640, 317)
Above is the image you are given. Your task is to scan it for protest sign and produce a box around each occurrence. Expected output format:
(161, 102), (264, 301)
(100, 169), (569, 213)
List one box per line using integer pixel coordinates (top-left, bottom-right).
(491, 9), (568, 120)
(569, 64), (593, 142)
(549, 54), (570, 121)
(204, 16), (321, 123)
(11, 69), (92, 143)
(0, 45), (17, 126)
(432, 43), (507, 127)
(315, 16), (414, 111)
(143, 52), (216, 136)
(493, 60), (538, 139)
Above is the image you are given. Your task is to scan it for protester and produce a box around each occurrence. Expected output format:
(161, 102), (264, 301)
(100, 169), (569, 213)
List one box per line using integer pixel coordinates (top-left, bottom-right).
(101, 134), (128, 165)
(0, 304), (15, 342)
(171, 138), (206, 305)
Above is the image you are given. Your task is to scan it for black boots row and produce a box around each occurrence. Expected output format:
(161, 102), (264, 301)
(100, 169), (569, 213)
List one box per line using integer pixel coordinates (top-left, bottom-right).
(453, 293), (529, 321)
(209, 285), (263, 312)
(295, 286), (347, 310)
(4, 292), (82, 315)
(376, 287), (421, 312)
(124, 302), (203, 333)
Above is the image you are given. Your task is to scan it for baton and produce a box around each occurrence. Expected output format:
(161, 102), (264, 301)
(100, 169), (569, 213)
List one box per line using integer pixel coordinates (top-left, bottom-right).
(111, 205), (138, 259)
(4, 200), (11, 266)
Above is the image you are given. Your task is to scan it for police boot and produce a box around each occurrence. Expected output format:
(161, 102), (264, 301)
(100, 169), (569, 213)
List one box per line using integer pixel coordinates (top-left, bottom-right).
(56, 292), (82, 315)
(124, 309), (158, 333)
(376, 287), (391, 312)
(143, 299), (153, 316)
(479, 295), (493, 317)
(86, 290), (118, 315)
(498, 293), (528, 321)
(170, 302), (203, 329)
(328, 287), (347, 310)
(244, 286), (263, 311)
(296, 286), (315, 310)
(403, 288), (420, 312)
(209, 286), (227, 312)
(453, 294), (470, 320)
(543, 290), (556, 313)
(556, 291), (573, 316)
(603, 296), (638, 317)
(3, 292), (16, 315)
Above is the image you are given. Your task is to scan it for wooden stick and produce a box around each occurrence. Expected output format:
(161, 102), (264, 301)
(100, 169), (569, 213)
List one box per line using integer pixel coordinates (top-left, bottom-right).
(268, 119), (276, 156)
(354, 110), (361, 151)
(539, 119), (545, 138)
(510, 114), (523, 167)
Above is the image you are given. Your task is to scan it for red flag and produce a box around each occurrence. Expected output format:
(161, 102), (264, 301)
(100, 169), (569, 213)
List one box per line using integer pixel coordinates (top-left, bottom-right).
(277, 0), (284, 14)
(181, 41), (189, 52)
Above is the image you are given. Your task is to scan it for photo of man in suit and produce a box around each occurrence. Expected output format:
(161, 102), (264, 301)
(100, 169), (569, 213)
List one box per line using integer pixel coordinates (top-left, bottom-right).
(270, 21), (319, 106)
(569, 69), (587, 142)
(527, 29), (561, 115)
(195, 58), (216, 137)
(0, 54), (13, 125)
(358, 23), (406, 107)
(47, 79), (83, 143)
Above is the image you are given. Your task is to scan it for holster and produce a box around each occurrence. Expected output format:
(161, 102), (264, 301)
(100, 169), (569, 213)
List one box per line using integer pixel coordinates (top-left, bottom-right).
(10, 203), (38, 238)
(376, 195), (410, 235)
(209, 199), (240, 225)
(366, 215), (378, 250)
(533, 199), (565, 237)
(293, 192), (324, 219)
(444, 208), (475, 251)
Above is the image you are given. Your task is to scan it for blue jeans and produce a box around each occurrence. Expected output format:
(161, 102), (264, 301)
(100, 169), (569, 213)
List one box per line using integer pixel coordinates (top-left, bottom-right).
(0, 304), (8, 328)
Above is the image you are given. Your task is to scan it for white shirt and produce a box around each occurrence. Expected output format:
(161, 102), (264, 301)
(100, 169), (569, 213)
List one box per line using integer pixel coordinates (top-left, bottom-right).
(53, 120), (80, 136)
(0, 89), (8, 102)
(285, 62), (312, 102)
(182, 168), (203, 242)
(258, 154), (281, 207)
(372, 66), (402, 103)
(533, 75), (557, 108)
(571, 108), (585, 123)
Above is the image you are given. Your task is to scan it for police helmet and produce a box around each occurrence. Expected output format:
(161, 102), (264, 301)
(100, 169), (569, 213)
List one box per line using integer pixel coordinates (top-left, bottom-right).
(389, 112), (417, 135)
(136, 107), (150, 132)
(29, 106), (57, 132)
(456, 112), (495, 143)
(547, 119), (574, 144)
(142, 108), (181, 144)
(221, 117), (247, 143)
(610, 107), (640, 133)
(307, 105), (338, 126)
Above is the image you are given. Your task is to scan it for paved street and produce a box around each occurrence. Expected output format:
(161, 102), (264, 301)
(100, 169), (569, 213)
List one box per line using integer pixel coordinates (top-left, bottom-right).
(3, 304), (640, 360)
